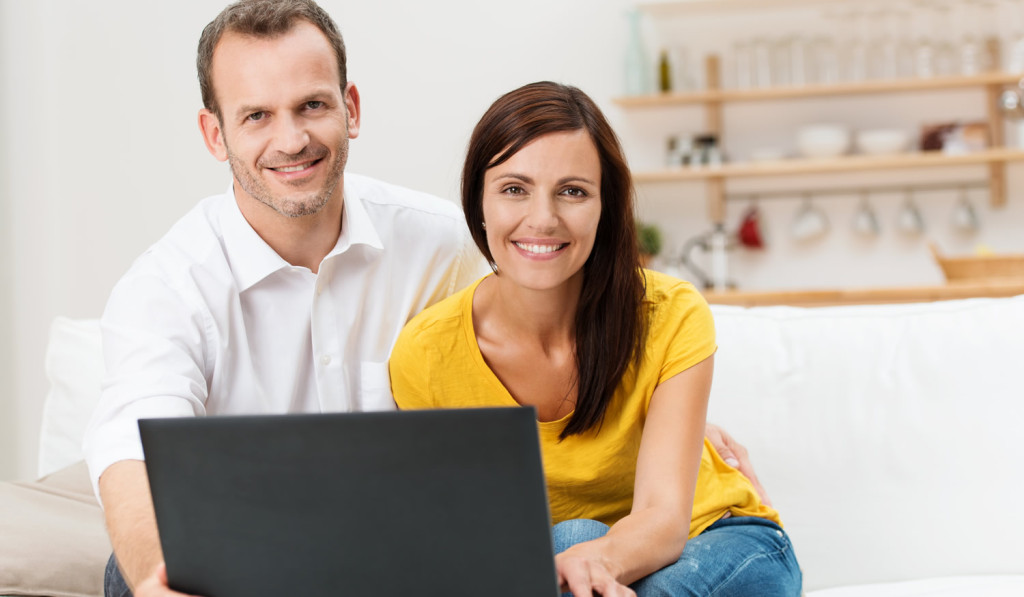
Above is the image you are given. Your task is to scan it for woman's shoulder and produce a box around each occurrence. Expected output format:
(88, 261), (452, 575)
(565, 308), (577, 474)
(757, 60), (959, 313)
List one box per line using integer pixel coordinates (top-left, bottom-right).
(396, 277), (483, 349)
(642, 269), (708, 309)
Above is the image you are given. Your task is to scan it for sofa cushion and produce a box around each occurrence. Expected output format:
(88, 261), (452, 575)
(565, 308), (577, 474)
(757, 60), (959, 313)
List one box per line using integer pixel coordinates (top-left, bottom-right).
(0, 460), (108, 597)
(39, 318), (103, 478)
(707, 296), (1024, 591)
(806, 575), (1024, 596)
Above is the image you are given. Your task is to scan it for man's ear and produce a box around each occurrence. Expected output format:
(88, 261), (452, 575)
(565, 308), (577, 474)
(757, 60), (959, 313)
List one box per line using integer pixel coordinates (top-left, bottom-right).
(198, 108), (229, 161)
(344, 82), (361, 140)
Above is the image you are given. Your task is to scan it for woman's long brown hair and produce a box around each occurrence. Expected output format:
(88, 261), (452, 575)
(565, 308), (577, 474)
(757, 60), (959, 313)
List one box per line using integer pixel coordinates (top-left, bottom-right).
(462, 81), (646, 438)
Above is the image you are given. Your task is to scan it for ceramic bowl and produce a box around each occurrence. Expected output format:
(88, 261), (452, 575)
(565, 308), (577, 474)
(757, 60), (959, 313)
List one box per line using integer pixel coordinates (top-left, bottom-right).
(855, 129), (911, 155)
(796, 124), (850, 158)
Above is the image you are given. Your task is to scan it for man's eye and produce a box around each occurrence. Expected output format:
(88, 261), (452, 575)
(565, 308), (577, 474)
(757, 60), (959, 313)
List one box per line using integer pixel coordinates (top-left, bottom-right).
(247, 112), (266, 122)
(306, 101), (324, 110)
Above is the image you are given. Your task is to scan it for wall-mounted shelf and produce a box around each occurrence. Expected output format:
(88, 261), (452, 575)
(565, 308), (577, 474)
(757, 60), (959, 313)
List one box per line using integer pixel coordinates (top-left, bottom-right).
(703, 279), (1024, 307)
(614, 72), (1024, 107)
(634, 148), (1024, 183)
(638, 0), (855, 16)
(617, 50), (1019, 221)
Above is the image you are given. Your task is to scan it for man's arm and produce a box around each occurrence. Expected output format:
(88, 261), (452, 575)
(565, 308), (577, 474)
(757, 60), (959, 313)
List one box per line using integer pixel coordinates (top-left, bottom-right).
(99, 460), (162, 590)
(100, 460), (196, 596)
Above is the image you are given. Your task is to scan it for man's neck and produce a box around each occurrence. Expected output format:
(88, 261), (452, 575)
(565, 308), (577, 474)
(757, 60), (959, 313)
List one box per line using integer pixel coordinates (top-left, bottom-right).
(234, 189), (344, 274)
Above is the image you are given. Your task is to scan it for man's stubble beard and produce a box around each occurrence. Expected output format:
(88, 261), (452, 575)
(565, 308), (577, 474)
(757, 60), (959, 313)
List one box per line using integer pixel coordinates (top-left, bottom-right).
(226, 135), (349, 219)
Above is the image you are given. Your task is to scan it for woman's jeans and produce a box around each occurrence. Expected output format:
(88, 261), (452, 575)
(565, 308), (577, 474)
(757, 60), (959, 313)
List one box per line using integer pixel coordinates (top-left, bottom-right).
(553, 516), (802, 597)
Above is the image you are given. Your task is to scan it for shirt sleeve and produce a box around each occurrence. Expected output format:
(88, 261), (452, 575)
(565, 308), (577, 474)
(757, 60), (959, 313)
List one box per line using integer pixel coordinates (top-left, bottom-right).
(651, 278), (717, 384)
(388, 323), (436, 411)
(82, 265), (210, 500)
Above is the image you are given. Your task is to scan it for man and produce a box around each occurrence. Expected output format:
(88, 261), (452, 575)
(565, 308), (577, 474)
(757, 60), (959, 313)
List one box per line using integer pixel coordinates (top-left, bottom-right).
(85, 2), (484, 595)
(84, 2), (766, 596)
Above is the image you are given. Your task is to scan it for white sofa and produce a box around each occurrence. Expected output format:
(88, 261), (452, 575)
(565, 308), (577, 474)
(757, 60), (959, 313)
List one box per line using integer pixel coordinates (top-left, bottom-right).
(3, 295), (1023, 596)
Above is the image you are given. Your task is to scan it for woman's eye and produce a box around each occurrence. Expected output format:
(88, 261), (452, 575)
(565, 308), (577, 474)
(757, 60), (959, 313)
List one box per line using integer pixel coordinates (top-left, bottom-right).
(563, 187), (588, 198)
(503, 185), (525, 195)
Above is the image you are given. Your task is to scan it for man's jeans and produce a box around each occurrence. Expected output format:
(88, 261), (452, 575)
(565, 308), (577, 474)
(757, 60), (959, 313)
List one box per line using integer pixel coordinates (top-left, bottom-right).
(104, 554), (132, 597)
(553, 516), (803, 596)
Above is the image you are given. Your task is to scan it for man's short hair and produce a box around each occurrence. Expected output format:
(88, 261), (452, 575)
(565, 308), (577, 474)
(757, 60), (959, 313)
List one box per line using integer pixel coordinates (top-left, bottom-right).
(197, 0), (348, 121)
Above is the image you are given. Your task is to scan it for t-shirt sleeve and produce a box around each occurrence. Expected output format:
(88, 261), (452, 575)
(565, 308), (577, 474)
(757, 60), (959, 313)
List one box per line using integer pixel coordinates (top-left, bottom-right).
(389, 324), (436, 410)
(652, 280), (717, 384)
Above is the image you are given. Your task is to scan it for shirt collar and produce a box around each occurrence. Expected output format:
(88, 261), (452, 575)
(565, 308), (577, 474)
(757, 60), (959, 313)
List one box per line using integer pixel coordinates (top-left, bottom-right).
(219, 180), (384, 291)
(330, 179), (384, 257)
(220, 183), (292, 292)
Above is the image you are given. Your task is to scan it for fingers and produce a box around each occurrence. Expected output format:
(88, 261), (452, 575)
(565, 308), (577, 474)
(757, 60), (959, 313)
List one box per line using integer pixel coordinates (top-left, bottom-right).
(136, 562), (199, 597)
(705, 423), (773, 507)
(704, 423), (740, 467)
(557, 555), (636, 597)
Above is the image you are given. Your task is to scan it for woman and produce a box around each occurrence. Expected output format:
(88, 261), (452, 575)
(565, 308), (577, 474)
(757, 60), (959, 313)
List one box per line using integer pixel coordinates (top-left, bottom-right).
(389, 81), (801, 596)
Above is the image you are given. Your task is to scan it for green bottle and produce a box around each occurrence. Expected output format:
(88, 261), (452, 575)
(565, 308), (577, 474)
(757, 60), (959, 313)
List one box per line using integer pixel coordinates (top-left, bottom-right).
(659, 49), (672, 93)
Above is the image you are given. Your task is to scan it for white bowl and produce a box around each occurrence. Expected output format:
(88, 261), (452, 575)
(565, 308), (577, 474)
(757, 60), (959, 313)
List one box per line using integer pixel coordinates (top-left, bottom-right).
(796, 124), (850, 158)
(856, 129), (910, 155)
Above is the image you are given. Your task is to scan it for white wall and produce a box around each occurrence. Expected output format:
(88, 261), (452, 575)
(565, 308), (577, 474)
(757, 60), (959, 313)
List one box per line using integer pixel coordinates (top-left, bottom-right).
(2, 0), (1022, 480)
(0, 0), (14, 481)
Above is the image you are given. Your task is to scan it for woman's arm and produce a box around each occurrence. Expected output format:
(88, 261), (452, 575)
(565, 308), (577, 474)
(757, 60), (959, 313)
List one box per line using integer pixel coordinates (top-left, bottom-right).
(555, 355), (714, 594)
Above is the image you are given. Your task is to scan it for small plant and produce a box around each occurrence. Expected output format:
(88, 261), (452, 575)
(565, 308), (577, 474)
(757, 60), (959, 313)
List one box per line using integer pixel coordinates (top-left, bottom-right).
(637, 222), (663, 257)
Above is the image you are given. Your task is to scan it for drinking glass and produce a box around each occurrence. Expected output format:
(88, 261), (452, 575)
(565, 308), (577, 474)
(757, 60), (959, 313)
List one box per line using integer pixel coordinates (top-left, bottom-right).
(753, 37), (773, 88)
(912, 2), (936, 77)
(931, 3), (958, 76)
(844, 8), (870, 81)
(732, 40), (753, 89)
(869, 10), (900, 79)
(811, 35), (841, 84)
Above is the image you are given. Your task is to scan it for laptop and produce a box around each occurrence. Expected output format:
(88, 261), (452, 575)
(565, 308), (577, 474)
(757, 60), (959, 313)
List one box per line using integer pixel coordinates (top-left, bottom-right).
(139, 407), (560, 596)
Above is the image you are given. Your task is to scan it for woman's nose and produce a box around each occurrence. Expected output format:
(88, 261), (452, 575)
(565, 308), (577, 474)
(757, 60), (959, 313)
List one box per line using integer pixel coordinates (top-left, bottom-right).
(525, 195), (558, 231)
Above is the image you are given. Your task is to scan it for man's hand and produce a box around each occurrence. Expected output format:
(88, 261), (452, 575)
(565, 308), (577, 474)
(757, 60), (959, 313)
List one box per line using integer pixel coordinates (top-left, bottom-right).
(134, 563), (198, 597)
(704, 423), (772, 507)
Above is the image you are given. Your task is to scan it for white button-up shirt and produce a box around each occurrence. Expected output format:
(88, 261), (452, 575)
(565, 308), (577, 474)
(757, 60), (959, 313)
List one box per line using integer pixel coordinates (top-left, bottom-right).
(84, 174), (486, 493)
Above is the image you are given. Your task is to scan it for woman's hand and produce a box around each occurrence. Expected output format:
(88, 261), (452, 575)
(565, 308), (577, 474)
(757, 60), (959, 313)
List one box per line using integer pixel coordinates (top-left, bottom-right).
(556, 546), (636, 596)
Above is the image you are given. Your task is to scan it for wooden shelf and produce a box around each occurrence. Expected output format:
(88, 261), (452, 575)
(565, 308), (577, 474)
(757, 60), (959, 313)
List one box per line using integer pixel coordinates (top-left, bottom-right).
(703, 280), (1024, 307)
(633, 148), (1024, 183)
(614, 72), (1024, 107)
(638, 0), (856, 16)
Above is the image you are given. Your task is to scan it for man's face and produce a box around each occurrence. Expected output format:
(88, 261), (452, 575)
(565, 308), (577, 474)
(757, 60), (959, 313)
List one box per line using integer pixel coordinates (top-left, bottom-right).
(199, 21), (359, 218)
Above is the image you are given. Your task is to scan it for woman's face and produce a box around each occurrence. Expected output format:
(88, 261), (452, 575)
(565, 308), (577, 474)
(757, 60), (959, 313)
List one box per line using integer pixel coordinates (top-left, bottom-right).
(481, 129), (602, 293)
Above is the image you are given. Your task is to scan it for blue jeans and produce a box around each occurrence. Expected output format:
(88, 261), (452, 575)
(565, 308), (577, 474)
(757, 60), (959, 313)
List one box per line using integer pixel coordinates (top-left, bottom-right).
(553, 516), (802, 596)
(105, 553), (133, 597)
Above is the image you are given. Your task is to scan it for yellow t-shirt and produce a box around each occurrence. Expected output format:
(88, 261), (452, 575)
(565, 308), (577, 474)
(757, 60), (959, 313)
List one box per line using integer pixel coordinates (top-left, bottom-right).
(389, 269), (780, 538)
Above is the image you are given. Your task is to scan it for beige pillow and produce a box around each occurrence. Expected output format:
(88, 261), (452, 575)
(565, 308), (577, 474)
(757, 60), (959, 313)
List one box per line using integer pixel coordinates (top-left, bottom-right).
(0, 460), (109, 597)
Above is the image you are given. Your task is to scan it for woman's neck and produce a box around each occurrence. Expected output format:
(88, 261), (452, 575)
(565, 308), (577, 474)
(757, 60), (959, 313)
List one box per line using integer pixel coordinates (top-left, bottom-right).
(476, 273), (583, 353)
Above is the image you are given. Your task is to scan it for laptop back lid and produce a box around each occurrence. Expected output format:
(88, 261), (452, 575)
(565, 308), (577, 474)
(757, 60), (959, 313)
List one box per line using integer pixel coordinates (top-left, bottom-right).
(139, 407), (558, 597)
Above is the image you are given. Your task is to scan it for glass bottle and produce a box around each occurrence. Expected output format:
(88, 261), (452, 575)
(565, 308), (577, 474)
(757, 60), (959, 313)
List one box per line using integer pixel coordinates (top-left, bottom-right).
(624, 10), (653, 95)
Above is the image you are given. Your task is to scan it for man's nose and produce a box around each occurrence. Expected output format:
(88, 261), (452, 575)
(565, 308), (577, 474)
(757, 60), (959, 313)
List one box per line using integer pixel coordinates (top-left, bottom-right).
(273, 114), (310, 155)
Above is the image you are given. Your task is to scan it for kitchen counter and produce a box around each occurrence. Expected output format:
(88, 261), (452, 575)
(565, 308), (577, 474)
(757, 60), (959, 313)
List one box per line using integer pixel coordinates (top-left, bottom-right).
(702, 280), (1024, 307)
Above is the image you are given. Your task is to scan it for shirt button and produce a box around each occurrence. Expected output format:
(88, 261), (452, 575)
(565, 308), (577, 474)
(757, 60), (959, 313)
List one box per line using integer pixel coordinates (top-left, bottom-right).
(320, 355), (332, 366)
